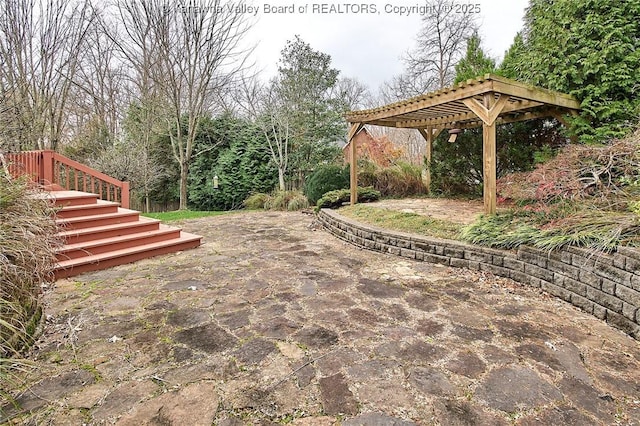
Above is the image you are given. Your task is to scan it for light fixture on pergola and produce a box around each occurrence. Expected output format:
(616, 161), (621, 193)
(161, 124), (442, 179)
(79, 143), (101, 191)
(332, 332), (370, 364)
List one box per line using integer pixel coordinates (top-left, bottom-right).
(344, 74), (581, 214)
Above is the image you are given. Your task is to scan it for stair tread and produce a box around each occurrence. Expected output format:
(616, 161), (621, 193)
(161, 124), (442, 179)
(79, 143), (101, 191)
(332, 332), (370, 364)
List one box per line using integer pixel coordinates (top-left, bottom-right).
(56, 233), (202, 268)
(55, 208), (139, 225)
(57, 216), (161, 237)
(38, 190), (99, 200)
(50, 190), (99, 197)
(58, 200), (120, 211)
(56, 224), (181, 252)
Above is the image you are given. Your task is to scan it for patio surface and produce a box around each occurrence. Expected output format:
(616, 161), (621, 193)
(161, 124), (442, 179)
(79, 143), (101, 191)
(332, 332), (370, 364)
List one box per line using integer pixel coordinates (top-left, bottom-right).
(3, 211), (640, 425)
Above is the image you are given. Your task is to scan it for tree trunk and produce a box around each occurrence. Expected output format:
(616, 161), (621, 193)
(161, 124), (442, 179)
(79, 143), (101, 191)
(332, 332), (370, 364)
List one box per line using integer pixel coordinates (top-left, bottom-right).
(179, 160), (189, 210)
(278, 167), (286, 191)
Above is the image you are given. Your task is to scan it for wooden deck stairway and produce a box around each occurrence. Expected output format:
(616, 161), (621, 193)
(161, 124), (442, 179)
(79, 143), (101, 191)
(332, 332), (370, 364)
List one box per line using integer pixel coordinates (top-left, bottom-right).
(5, 150), (201, 278)
(49, 190), (201, 279)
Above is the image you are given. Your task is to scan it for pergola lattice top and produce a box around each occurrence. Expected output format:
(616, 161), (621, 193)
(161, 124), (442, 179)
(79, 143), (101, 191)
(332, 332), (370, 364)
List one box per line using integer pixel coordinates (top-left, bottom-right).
(344, 74), (581, 214)
(346, 74), (580, 130)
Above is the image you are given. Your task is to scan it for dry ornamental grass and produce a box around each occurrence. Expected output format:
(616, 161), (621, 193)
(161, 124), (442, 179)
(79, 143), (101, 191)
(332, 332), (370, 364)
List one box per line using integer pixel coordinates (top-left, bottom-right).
(1, 175), (60, 406)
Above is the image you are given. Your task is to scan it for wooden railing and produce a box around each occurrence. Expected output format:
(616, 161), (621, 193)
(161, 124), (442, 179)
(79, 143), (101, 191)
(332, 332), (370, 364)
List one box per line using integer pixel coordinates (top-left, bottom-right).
(5, 150), (130, 208)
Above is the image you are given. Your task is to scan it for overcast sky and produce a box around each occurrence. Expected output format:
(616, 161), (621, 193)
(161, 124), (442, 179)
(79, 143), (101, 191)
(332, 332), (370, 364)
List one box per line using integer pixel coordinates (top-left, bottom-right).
(243, 0), (530, 90)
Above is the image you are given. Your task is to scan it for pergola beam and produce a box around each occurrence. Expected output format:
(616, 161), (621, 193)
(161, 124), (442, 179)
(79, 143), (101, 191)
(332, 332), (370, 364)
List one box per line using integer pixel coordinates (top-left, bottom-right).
(463, 93), (509, 126)
(491, 80), (580, 110)
(398, 110), (480, 129)
(454, 108), (564, 129)
(387, 99), (546, 129)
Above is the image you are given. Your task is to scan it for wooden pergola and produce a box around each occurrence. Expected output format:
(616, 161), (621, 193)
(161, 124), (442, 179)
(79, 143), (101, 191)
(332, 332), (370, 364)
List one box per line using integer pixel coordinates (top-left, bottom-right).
(345, 74), (581, 214)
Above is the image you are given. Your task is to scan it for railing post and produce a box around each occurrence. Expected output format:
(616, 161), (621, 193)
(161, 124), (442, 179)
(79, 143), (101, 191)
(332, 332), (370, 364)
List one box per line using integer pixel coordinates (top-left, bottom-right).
(41, 150), (55, 186)
(121, 181), (130, 209)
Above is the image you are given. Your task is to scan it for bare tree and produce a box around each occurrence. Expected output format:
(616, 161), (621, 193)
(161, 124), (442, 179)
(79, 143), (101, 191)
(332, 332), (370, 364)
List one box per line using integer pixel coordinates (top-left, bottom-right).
(90, 136), (167, 211)
(237, 75), (291, 191)
(397, 0), (477, 96)
(0, 0), (95, 151)
(66, 7), (129, 157)
(331, 77), (372, 111)
(107, 0), (173, 211)
(127, 0), (252, 210)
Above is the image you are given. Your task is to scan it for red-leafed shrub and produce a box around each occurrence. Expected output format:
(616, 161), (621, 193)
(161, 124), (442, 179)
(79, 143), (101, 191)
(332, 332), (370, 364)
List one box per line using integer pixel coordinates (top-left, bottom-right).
(498, 131), (640, 206)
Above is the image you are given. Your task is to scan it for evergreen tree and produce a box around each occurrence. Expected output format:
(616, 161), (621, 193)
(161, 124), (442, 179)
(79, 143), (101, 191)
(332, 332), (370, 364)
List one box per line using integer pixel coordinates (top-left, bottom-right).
(188, 114), (276, 211)
(497, 32), (526, 80)
(454, 32), (496, 83)
(519, 0), (640, 142)
(276, 36), (345, 183)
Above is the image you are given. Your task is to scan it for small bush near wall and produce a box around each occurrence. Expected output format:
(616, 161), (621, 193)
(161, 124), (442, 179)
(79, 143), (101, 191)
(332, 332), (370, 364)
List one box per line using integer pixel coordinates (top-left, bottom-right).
(316, 187), (380, 210)
(304, 164), (350, 205)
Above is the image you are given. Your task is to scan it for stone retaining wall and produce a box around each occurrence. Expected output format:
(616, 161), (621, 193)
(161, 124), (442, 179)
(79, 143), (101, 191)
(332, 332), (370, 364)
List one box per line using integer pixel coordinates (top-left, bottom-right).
(317, 209), (640, 339)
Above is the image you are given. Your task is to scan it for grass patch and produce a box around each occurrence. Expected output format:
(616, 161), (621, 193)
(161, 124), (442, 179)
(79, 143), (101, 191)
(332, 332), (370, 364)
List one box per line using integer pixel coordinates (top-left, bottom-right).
(339, 204), (463, 240)
(141, 210), (228, 222)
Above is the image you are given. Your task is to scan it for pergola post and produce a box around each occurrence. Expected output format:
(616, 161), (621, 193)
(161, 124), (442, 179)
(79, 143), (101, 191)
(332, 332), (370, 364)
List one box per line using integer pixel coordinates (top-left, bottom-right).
(424, 127), (432, 191)
(348, 123), (363, 205)
(417, 127), (442, 193)
(463, 93), (508, 215)
(483, 95), (497, 215)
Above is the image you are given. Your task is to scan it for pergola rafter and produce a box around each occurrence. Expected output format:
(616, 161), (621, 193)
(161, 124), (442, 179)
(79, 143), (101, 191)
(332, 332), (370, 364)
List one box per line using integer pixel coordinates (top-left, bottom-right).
(345, 74), (581, 214)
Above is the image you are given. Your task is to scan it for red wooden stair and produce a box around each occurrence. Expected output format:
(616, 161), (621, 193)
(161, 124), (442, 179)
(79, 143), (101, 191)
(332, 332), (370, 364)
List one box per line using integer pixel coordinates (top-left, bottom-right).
(50, 190), (201, 279)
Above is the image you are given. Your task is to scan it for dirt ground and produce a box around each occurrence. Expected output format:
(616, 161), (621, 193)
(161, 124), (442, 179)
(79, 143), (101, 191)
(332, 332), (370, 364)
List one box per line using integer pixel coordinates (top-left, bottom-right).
(2, 211), (640, 425)
(367, 198), (494, 224)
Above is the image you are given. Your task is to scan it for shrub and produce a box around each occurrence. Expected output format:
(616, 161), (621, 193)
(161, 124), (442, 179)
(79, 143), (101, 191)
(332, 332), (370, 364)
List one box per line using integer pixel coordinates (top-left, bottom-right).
(247, 190), (310, 211)
(461, 208), (640, 252)
(286, 193), (310, 211)
(316, 186), (380, 210)
(304, 164), (350, 205)
(357, 159), (426, 198)
(1, 176), (59, 355)
(356, 159), (378, 188)
(243, 192), (270, 210)
(374, 161), (425, 198)
(498, 131), (640, 205)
